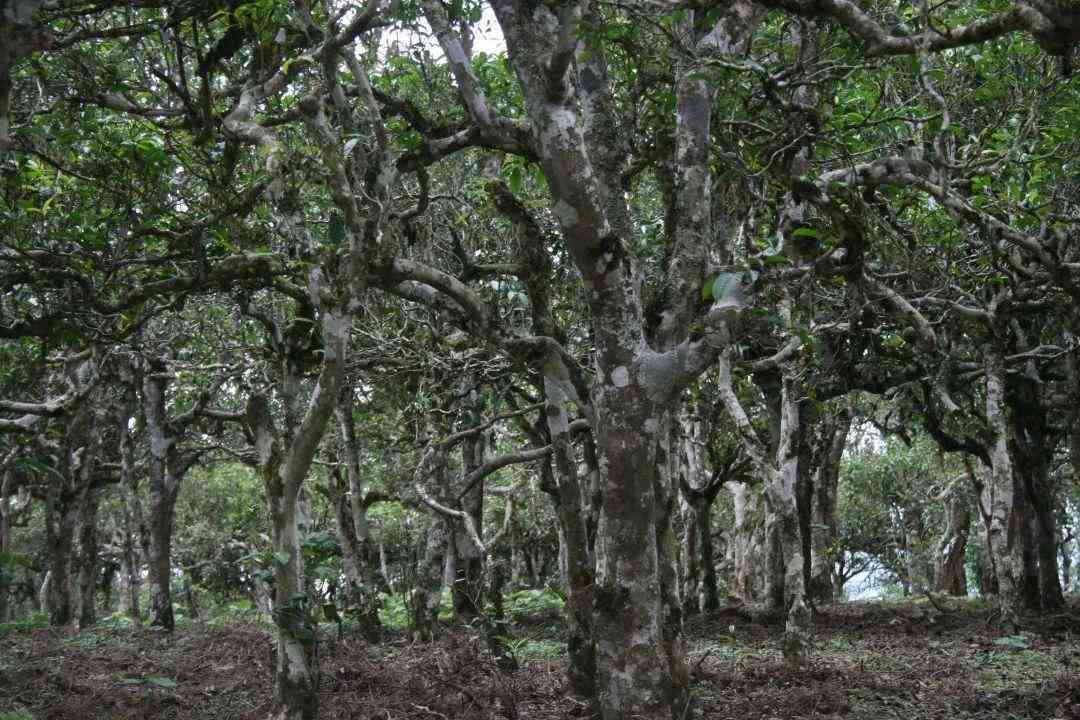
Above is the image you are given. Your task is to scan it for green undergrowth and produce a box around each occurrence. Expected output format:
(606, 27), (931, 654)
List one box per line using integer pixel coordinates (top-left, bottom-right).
(0, 612), (48, 639)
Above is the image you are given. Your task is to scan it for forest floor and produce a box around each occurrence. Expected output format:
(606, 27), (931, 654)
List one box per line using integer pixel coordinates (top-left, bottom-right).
(1, 595), (1078, 720)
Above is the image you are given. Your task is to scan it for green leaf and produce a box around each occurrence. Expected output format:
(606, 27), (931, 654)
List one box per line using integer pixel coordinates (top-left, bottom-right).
(146, 676), (178, 688)
(506, 164), (523, 194)
(712, 272), (739, 301)
(273, 550), (291, 566)
(992, 635), (1029, 650)
(761, 253), (791, 267)
(791, 227), (822, 239)
(327, 212), (345, 245)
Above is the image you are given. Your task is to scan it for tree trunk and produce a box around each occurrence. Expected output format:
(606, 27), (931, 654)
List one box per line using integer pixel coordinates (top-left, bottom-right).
(333, 387), (382, 629)
(985, 348), (1025, 627)
(413, 517), (447, 642)
(45, 484), (79, 627)
(453, 427), (486, 620)
(146, 486), (178, 630)
(726, 481), (765, 603)
(543, 370), (596, 698)
(591, 392), (685, 719)
(682, 495), (700, 616)
(1018, 497), (1042, 612)
(770, 376), (810, 666)
(76, 487), (100, 629)
(934, 493), (970, 596)
(267, 470), (318, 720)
(244, 286), (350, 720)
(119, 482), (143, 625)
(1025, 466), (1064, 611)
(809, 408), (850, 604)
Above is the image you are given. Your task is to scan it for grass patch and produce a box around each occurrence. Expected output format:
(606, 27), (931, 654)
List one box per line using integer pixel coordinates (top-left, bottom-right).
(508, 638), (564, 661)
(973, 647), (1061, 691)
(0, 612), (48, 638)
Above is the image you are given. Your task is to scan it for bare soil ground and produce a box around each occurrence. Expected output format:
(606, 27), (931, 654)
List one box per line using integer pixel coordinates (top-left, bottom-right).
(1, 597), (1078, 719)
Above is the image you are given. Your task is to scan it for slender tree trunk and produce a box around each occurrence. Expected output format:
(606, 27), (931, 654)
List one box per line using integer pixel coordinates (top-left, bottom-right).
(333, 387), (382, 628)
(1025, 466), (1064, 611)
(985, 348), (1025, 627)
(1017, 492), (1042, 612)
(934, 493), (970, 596)
(698, 498), (720, 611)
(682, 495), (700, 616)
(76, 487), (100, 629)
(453, 428), (486, 619)
(771, 375), (810, 666)
(0, 470), (18, 623)
(244, 285), (350, 720)
(809, 408), (850, 603)
(543, 370), (596, 698)
(413, 517), (447, 642)
(146, 486), (178, 630)
(654, 414), (686, 693)
(266, 467), (318, 720)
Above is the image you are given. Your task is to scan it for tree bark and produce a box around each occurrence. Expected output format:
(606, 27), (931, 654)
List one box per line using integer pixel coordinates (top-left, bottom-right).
(985, 346), (1025, 627)
(726, 481), (766, 603)
(45, 482), (79, 627)
(542, 368), (597, 697)
(76, 486), (100, 629)
(809, 408), (851, 603)
(453, 415), (486, 620)
(934, 492), (970, 596)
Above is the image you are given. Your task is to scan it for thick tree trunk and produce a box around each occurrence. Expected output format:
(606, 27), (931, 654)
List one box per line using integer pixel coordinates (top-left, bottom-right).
(76, 487), (100, 629)
(45, 484), (80, 627)
(985, 348), (1025, 627)
(591, 391), (685, 719)
(934, 493), (970, 596)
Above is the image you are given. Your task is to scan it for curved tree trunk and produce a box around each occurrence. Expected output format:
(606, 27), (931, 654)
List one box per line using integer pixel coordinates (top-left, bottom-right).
(934, 493), (970, 596)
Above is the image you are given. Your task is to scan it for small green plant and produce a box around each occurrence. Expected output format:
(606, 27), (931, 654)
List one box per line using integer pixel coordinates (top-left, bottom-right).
(991, 634), (1029, 650)
(508, 638), (564, 661)
(0, 613), (48, 638)
(505, 588), (564, 620)
(0, 710), (35, 720)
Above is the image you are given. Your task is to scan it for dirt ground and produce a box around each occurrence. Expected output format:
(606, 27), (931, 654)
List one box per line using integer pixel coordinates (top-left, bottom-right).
(1, 597), (1078, 719)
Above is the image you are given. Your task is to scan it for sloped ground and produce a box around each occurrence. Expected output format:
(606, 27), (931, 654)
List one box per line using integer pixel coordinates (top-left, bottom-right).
(1, 597), (1078, 719)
